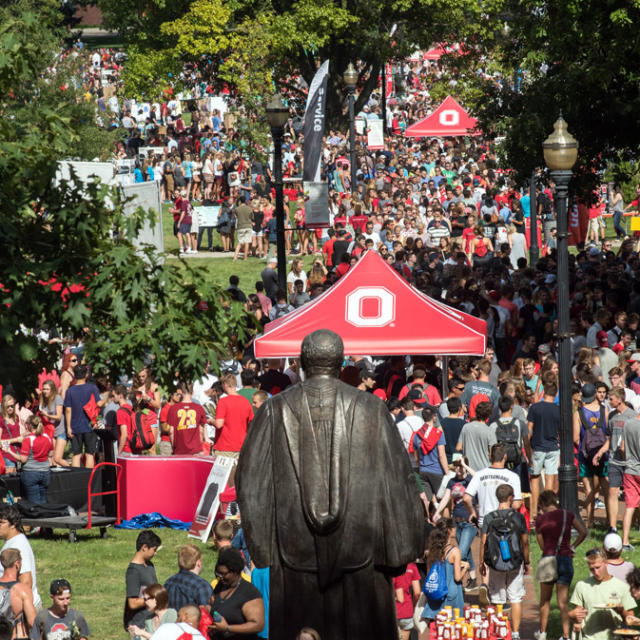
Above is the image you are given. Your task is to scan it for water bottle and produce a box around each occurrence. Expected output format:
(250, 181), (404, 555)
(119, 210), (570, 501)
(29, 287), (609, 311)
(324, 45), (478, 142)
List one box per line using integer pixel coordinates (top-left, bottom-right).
(213, 611), (222, 622)
(498, 536), (511, 562)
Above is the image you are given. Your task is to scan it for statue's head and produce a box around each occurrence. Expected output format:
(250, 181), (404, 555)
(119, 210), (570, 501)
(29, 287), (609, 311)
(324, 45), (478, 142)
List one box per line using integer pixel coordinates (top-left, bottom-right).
(300, 330), (344, 378)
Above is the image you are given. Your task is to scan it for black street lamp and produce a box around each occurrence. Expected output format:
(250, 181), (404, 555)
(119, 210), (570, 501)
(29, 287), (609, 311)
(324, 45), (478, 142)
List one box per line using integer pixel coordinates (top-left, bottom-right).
(529, 172), (539, 267)
(266, 93), (289, 294)
(543, 115), (579, 516)
(343, 62), (358, 194)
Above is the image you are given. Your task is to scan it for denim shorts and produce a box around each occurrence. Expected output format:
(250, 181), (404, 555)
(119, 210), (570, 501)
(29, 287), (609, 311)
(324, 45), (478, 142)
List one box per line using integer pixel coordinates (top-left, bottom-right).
(556, 555), (574, 586)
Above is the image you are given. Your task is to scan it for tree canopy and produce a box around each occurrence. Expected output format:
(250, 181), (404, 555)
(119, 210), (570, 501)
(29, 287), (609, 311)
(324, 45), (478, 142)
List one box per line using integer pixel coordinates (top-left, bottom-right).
(0, 0), (253, 396)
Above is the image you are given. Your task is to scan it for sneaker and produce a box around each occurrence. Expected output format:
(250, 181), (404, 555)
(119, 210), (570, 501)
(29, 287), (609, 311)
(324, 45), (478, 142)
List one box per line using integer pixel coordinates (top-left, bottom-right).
(511, 633), (520, 640)
(465, 578), (477, 591)
(477, 584), (490, 607)
(623, 544), (635, 551)
(608, 527), (617, 534)
(595, 499), (605, 510)
(534, 631), (547, 640)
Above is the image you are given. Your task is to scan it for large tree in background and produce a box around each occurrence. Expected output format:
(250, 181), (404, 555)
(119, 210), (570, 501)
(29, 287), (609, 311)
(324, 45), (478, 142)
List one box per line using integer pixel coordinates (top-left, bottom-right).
(463, 0), (640, 185)
(99, 0), (489, 128)
(0, 0), (253, 396)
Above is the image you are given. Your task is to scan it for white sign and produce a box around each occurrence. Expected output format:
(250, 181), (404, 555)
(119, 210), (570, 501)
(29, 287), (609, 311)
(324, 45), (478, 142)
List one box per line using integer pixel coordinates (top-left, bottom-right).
(355, 116), (366, 135)
(187, 456), (235, 542)
(195, 205), (221, 227)
(367, 119), (384, 150)
(345, 286), (395, 327)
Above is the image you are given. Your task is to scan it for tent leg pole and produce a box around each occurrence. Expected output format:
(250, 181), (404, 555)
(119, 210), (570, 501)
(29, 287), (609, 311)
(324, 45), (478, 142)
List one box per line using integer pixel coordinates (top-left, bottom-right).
(441, 356), (449, 400)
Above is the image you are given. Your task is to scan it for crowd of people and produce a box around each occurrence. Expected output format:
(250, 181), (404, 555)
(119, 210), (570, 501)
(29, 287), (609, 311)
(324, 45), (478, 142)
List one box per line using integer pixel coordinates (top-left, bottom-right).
(7, 38), (640, 640)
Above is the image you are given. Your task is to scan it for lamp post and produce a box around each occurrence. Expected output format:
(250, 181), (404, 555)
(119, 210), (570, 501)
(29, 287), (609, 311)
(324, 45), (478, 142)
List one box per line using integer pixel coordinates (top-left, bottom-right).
(266, 94), (289, 294)
(343, 63), (358, 194)
(543, 115), (579, 517)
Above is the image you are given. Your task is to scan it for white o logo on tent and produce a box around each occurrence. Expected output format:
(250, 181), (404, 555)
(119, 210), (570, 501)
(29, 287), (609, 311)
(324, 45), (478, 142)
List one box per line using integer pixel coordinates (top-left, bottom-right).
(345, 287), (395, 327)
(439, 110), (459, 126)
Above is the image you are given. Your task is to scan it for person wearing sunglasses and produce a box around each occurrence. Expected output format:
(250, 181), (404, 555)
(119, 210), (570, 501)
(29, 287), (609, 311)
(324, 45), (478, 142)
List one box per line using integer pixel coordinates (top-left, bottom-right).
(569, 547), (637, 640)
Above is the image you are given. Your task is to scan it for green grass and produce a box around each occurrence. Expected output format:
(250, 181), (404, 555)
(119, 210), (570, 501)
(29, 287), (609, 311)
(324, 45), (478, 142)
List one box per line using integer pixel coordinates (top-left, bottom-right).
(31, 527), (213, 639)
(27, 519), (640, 639)
(160, 203), (316, 288)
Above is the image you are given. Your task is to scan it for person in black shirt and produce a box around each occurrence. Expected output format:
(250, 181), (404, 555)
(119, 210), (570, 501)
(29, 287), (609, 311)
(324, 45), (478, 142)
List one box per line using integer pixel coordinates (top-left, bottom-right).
(440, 397), (466, 463)
(209, 548), (264, 640)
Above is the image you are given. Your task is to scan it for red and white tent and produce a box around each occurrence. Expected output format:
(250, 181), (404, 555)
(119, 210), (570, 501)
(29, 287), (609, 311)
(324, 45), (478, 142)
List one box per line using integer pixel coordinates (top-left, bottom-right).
(423, 43), (470, 60)
(254, 250), (486, 358)
(404, 96), (479, 138)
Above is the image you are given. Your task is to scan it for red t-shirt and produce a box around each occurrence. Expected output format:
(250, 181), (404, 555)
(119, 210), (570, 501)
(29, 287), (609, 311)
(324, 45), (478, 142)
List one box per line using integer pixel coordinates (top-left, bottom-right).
(350, 215), (369, 234)
(159, 403), (173, 442)
(116, 404), (134, 454)
(167, 402), (207, 455)
(214, 394), (254, 452)
(322, 238), (336, 267)
(534, 508), (575, 556)
(20, 434), (53, 462)
(393, 562), (421, 619)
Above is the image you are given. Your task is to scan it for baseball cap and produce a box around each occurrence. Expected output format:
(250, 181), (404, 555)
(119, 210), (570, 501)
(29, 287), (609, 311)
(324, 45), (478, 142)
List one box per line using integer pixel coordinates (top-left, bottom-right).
(50, 579), (72, 595)
(267, 256), (277, 265)
(545, 274), (556, 285)
(407, 388), (426, 405)
(373, 388), (387, 401)
(628, 353), (640, 363)
(538, 344), (551, 354)
(588, 246), (601, 257)
(596, 330), (609, 347)
(581, 383), (596, 404)
(603, 532), (623, 553)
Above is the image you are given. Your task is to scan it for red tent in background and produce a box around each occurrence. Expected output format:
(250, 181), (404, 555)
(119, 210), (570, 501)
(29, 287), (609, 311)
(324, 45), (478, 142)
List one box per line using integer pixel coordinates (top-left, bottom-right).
(404, 96), (479, 138)
(254, 250), (486, 358)
(423, 43), (470, 60)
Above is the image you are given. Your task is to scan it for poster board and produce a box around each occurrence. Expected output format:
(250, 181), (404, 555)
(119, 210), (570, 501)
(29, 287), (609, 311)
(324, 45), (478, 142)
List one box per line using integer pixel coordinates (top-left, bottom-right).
(187, 456), (235, 542)
(303, 182), (330, 228)
(195, 205), (221, 228)
(367, 119), (384, 150)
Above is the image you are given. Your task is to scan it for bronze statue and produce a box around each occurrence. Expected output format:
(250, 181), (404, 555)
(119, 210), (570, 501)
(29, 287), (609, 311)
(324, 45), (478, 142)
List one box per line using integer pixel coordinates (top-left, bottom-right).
(237, 330), (424, 639)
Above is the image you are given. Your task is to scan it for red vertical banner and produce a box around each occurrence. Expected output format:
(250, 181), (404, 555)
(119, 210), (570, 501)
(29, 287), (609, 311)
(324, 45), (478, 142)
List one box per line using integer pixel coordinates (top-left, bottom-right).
(385, 63), (394, 97)
(569, 203), (589, 245)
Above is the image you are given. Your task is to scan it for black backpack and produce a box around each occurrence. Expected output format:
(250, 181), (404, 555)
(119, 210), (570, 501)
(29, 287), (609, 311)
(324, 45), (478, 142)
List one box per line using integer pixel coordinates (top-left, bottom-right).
(484, 509), (523, 572)
(495, 418), (522, 467)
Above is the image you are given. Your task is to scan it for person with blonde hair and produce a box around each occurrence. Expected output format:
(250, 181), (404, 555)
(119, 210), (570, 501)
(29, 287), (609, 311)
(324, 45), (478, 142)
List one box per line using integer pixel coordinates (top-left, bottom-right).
(164, 544), (213, 610)
(18, 415), (53, 505)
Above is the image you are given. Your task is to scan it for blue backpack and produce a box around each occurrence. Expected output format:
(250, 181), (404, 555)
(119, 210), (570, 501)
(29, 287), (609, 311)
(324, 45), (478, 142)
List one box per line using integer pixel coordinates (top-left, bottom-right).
(423, 560), (448, 601)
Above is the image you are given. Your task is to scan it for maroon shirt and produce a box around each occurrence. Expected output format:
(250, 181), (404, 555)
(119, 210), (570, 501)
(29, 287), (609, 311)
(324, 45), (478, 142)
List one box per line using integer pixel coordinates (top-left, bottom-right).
(534, 508), (575, 556)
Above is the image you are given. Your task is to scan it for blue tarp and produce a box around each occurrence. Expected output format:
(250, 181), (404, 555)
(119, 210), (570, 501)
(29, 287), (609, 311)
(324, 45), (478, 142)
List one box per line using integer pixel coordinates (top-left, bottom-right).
(115, 512), (191, 530)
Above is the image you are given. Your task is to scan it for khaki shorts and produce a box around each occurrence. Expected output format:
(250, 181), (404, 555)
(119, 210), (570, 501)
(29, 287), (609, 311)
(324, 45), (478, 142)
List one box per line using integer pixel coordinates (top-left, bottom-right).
(214, 450), (240, 459)
(237, 228), (253, 245)
(157, 441), (173, 456)
(488, 564), (525, 604)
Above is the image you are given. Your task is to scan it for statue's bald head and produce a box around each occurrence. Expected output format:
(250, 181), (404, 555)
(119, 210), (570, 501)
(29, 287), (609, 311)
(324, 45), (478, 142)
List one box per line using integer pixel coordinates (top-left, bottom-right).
(301, 330), (344, 378)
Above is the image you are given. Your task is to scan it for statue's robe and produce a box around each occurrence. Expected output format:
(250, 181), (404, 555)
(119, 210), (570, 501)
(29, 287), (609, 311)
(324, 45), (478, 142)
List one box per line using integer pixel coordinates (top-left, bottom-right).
(237, 377), (425, 640)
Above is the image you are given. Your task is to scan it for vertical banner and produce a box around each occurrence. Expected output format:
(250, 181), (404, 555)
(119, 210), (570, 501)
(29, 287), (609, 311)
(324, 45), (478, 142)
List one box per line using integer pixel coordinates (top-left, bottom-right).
(187, 456), (234, 542)
(570, 203), (589, 245)
(367, 119), (385, 150)
(303, 60), (330, 227)
(385, 63), (394, 97)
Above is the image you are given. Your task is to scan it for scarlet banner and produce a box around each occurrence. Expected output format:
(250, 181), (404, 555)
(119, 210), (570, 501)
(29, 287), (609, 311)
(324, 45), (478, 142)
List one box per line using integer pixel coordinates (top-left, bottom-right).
(569, 203), (589, 246)
(385, 63), (394, 97)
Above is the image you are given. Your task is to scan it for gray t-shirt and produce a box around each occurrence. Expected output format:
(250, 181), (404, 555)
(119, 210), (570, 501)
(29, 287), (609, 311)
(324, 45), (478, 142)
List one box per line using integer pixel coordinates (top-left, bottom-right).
(623, 418), (640, 475)
(124, 561), (157, 628)
(458, 421), (498, 471)
(40, 395), (64, 438)
(609, 408), (635, 467)
(30, 607), (90, 639)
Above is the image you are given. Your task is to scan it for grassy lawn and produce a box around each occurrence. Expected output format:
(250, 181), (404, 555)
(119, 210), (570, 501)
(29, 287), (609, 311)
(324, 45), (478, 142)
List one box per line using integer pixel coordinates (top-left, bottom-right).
(26, 518), (640, 639)
(31, 527), (213, 639)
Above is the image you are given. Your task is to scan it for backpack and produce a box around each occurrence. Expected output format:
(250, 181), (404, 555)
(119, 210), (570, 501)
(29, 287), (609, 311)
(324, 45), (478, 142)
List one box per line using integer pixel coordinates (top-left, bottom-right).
(422, 560), (448, 601)
(579, 406), (607, 460)
(274, 304), (290, 319)
(484, 509), (523, 572)
(495, 418), (522, 467)
(0, 580), (19, 629)
(408, 424), (442, 456)
(123, 408), (155, 452)
(402, 381), (429, 404)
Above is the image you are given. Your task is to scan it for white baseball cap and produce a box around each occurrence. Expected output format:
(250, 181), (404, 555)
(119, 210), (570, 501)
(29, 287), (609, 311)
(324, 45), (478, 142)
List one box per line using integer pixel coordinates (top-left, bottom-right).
(603, 532), (623, 553)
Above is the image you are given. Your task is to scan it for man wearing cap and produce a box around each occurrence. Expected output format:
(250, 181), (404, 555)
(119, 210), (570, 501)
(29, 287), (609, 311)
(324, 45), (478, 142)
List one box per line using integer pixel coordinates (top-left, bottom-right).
(603, 532), (634, 580)
(586, 309), (610, 349)
(596, 330), (618, 389)
(31, 578), (90, 640)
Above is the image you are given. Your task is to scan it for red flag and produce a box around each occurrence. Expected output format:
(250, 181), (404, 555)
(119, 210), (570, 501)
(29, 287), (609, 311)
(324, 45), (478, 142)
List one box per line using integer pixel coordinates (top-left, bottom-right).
(83, 395), (99, 425)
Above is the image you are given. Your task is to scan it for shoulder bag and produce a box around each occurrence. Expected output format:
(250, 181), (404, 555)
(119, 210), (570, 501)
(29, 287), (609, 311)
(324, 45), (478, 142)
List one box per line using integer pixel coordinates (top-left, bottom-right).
(535, 509), (566, 583)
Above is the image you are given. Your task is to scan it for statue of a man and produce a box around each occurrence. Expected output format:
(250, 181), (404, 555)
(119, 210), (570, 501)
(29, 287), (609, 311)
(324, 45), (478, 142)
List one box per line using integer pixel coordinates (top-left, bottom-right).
(237, 330), (424, 640)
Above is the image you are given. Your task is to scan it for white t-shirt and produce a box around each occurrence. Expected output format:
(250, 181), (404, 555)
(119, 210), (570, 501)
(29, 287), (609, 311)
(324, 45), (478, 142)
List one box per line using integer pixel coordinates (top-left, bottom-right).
(465, 466), (522, 526)
(396, 415), (423, 452)
(150, 622), (206, 640)
(192, 374), (219, 405)
(2, 533), (41, 608)
(287, 270), (307, 290)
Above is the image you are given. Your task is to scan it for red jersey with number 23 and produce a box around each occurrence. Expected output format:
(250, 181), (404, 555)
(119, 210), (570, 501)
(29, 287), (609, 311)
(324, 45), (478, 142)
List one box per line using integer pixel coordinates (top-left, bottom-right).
(166, 402), (207, 455)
